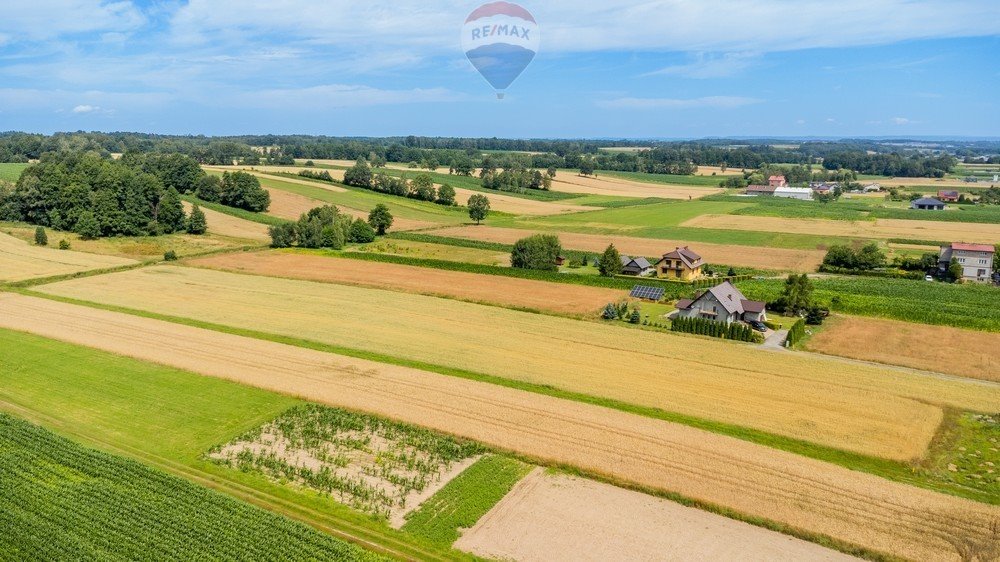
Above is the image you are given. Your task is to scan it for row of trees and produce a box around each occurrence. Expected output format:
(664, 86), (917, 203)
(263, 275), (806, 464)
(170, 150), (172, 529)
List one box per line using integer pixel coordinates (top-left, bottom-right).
(821, 243), (887, 271)
(670, 316), (764, 343)
(268, 204), (386, 249)
(342, 159), (456, 205)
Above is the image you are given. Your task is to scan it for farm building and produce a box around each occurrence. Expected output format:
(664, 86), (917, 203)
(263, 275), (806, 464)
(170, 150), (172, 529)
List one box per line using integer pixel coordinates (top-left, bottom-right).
(655, 247), (704, 281)
(620, 256), (654, 276)
(939, 242), (995, 283)
(810, 182), (839, 195)
(937, 190), (960, 202)
(774, 187), (813, 201)
(745, 184), (777, 196)
(674, 281), (767, 324)
(768, 175), (788, 187)
(911, 197), (946, 211)
(555, 256), (568, 267)
(862, 183), (882, 192)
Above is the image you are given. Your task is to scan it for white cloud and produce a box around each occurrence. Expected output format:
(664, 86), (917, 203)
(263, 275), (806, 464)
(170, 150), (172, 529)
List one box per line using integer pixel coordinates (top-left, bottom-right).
(643, 52), (760, 78)
(0, 1), (145, 43)
(72, 104), (100, 113)
(232, 84), (465, 108)
(598, 96), (762, 109)
(891, 117), (911, 125)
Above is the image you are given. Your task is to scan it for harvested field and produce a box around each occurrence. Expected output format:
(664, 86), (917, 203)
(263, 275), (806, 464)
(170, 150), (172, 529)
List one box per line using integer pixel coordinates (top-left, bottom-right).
(549, 174), (723, 199)
(263, 187), (327, 220)
(348, 239), (510, 266)
(806, 316), (1000, 383)
(695, 165), (745, 176)
(684, 214), (1000, 244)
(187, 251), (621, 314)
(204, 166), (347, 192)
(181, 202), (270, 242)
(424, 225), (825, 272)
(35, 267), (1000, 460)
(455, 469), (858, 562)
(0, 232), (135, 282)
(1, 293), (996, 562)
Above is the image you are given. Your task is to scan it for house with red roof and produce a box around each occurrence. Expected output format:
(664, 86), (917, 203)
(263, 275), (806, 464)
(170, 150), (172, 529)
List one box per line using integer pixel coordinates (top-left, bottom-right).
(937, 190), (960, 202)
(768, 175), (787, 187)
(939, 242), (995, 283)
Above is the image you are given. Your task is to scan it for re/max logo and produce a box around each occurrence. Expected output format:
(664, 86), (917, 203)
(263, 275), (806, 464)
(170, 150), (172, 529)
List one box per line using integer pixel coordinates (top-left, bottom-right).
(471, 24), (531, 41)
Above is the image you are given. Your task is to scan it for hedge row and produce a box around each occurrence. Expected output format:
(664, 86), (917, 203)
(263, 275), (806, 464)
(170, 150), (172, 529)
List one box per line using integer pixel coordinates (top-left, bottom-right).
(670, 316), (763, 343)
(817, 265), (924, 280)
(786, 318), (807, 346)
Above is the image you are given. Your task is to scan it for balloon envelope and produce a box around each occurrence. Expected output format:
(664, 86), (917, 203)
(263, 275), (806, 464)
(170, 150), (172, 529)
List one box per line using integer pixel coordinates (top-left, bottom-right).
(462, 2), (539, 95)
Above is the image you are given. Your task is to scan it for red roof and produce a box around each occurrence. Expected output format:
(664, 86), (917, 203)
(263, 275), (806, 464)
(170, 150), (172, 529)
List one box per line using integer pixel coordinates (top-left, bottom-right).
(951, 242), (995, 253)
(675, 298), (694, 310)
(768, 175), (785, 182)
(741, 300), (767, 313)
(938, 190), (959, 197)
(746, 185), (776, 193)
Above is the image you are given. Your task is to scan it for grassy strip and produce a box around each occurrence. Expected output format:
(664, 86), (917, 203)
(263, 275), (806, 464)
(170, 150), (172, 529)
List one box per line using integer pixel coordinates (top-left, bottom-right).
(401, 455), (532, 547)
(15, 288), (995, 506)
(180, 194), (290, 226)
(0, 327), (898, 562)
(593, 169), (727, 187)
(0, 413), (389, 562)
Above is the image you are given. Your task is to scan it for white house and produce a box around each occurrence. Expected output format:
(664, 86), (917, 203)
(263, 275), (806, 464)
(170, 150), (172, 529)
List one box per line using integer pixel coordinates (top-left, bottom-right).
(939, 242), (995, 283)
(773, 187), (813, 201)
(674, 281), (767, 324)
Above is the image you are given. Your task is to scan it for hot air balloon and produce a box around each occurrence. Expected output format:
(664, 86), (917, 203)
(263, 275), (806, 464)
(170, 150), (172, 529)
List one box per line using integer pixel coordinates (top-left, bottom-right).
(461, 2), (539, 99)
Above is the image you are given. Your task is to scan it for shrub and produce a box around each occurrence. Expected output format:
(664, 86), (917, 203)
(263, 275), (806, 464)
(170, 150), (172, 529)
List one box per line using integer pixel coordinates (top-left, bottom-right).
(163, 250), (178, 261)
(601, 303), (618, 320)
(58, 239), (70, 250)
(787, 318), (807, 346)
(510, 234), (561, 271)
(348, 219), (376, 243)
(268, 223), (297, 248)
(629, 309), (641, 324)
(34, 226), (47, 246)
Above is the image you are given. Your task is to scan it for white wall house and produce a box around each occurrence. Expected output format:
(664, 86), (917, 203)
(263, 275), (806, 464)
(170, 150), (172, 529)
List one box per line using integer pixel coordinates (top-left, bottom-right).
(939, 242), (995, 283)
(674, 281), (767, 324)
(773, 187), (813, 201)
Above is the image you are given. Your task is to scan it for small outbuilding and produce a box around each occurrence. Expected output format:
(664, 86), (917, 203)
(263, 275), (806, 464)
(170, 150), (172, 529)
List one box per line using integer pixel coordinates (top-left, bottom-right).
(620, 256), (654, 276)
(911, 197), (946, 211)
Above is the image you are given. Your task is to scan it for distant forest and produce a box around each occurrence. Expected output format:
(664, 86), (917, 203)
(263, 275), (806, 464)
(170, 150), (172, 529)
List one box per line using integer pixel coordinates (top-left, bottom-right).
(0, 131), (986, 178)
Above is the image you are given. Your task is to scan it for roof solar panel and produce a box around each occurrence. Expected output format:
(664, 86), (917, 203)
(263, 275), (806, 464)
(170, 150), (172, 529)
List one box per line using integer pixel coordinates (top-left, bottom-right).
(630, 285), (665, 301)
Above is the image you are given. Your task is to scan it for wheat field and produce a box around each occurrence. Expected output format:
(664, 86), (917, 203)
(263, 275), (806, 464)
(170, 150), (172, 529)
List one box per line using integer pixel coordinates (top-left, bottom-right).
(35, 265), (1000, 460)
(1, 292), (996, 562)
(0, 232), (136, 282)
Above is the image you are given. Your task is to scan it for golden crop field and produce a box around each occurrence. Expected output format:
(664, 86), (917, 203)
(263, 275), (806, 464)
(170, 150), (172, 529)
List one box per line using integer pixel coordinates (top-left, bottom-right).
(425, 225), (825, 272)
(348, 239), (511, 266)
(35, 266), (1000, 460)
(0, 231), (135, 282)
(1, 293), (995, 562)
(187, 251), (622, 315)
(181, 202), (270, 242)
(683, 214), (1000, 244)
(549, 174), (723, 199)
(807, 316), (1000, 383)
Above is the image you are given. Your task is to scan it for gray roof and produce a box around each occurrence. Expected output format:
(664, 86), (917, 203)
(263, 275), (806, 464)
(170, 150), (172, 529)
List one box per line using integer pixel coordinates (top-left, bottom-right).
(689, 281), (766, 316)
(621, 256), (651, 269)
(912, 197), (944, 206)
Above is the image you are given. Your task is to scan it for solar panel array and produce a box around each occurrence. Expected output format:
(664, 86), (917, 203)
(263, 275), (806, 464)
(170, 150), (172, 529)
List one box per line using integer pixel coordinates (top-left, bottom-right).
(629, 285), (665, 301)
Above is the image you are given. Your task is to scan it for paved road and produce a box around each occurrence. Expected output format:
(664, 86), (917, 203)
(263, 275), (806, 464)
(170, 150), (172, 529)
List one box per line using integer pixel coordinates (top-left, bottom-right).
(761, 329), (789, 350)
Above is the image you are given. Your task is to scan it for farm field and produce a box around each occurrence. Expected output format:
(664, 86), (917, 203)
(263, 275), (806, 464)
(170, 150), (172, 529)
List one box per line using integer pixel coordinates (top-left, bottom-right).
(0, 231), (135, 282)
(31, 266), (1000, 460)
(186, 250), (622, 315)
(0, 295), (995, 562)
(424, 225), (825, 271)
(805, 316), (1000, 383)
(455, 468), (858, 562)
(181, 201), (270, 242)
(0, 414), (387, 562)
(682, 214), (1000, 244)
(0, 162), (29, 182)
(549, 172), (723, 199)
(348, 239), (511, 266)
(739, 276), (1000, 332)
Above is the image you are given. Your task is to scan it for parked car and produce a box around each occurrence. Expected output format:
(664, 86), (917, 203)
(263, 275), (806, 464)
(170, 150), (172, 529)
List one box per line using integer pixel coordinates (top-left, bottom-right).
(924, 274), (934, 282)
(748, 320), (768, 333)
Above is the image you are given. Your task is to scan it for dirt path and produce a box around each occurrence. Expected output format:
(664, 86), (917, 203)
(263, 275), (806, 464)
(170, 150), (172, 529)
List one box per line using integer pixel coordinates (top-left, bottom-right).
(186, 251), (622, 315)
(0, 232), (136, 282)
(0, 293), (995, 562)
(455, 468), (859, 561)
(425, 225), (825, 272)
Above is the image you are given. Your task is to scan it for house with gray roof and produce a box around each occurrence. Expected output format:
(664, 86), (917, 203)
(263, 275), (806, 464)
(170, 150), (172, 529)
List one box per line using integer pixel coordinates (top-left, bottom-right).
(620, 255), (653, 276)
(674, 281), (767, 324)
(911, 197), (946, 211)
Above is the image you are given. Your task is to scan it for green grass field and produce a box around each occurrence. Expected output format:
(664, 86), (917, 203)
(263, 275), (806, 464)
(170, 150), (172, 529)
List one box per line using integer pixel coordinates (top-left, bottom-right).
(0, 328), (465, 561)
(0, 413), (386, 561)
(0, 162), (29, 182)
(720, 194), (1000, 224)
(739, 276), (1000, 332)
(401, 455), (532, 547)
(594, 169), (729, 187)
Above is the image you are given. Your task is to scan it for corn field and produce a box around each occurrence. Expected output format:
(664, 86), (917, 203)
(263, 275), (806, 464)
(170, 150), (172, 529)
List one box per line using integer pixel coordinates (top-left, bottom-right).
(0, 413), (386, 561)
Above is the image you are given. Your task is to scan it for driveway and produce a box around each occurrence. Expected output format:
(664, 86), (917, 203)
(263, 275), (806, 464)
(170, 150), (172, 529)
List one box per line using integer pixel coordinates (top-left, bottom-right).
(761, 329), (789, 350)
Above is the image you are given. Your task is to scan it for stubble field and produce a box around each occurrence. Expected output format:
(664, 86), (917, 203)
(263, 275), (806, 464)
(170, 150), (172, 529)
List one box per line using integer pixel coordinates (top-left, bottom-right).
(805, 316), (1000, 383)
(1, 293), (995, 562)
(0, 232), (136, 282)
(424, 225), (825, 271)
(187, 251), (621, 315)
(32, 266), (1000, 460)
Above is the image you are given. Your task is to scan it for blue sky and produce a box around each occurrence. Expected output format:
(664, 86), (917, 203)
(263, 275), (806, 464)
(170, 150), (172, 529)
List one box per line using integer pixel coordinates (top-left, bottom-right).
(0, 0), (998, 138)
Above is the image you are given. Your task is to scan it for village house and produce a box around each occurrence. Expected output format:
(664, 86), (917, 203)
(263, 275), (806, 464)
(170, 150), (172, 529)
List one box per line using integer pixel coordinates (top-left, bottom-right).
(937, 190), (960, 203)
(620, 255), (654, 276)
(862, 182), (882, 192)
(655, 247), (703, 281)
(939, 242), (995, 283)
(773, 186), (813, 200)
(674, 281), (767, 324)
(911, 197), (946, 211)
(810, 182), (839, 195)
(768, 175), (788, 187)
(745, 184), (777, 196)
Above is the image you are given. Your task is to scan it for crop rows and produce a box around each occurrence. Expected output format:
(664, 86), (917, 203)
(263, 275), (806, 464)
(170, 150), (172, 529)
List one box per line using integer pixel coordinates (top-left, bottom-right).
(0, 413), (386, 562)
